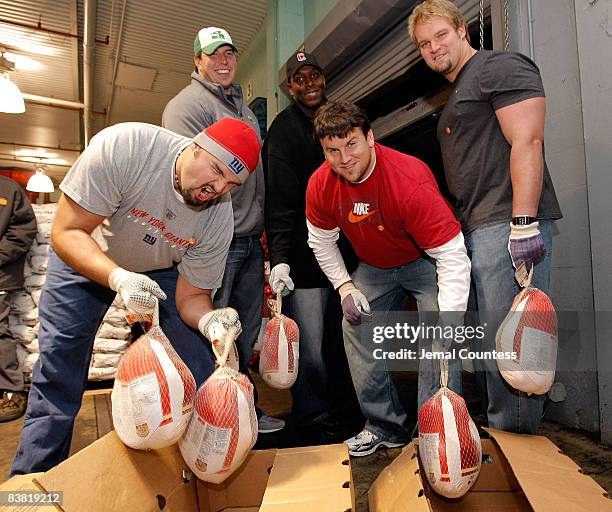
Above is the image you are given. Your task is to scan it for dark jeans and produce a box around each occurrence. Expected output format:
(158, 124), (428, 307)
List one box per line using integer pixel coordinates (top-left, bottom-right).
(213, 235), (264, 405)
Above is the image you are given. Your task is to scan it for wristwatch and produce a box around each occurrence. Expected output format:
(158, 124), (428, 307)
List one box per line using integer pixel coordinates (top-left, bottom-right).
(512, 215), (536, 226)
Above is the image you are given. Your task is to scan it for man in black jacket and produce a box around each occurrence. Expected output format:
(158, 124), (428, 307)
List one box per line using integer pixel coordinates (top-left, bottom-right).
(263, 52), (359, 441)
(0, 176), (37, 422)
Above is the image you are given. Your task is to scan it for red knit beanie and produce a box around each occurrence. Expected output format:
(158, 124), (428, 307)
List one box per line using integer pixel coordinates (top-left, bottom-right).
(193, 118), (260, 183)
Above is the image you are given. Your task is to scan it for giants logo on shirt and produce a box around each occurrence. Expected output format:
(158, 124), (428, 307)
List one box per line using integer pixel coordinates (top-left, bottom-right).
(348, 202), (376, 224)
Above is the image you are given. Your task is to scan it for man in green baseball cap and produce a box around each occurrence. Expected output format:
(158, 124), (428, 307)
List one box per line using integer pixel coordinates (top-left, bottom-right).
(192, 27), (239, 93)
(163, 28), (285, 435)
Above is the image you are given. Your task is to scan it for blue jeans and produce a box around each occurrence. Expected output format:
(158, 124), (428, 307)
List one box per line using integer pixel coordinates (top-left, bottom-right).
(343, 258), (462, 443)
(283, 288), (336, 424)
(465, 220), (553, 434)
(213, 236), (263, 398)
(11, 248), (215, 476)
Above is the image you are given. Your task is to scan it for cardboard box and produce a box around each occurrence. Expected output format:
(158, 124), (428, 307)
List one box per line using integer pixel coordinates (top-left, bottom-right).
(369, 428), (612, 511)
(0, 432), (354, 512)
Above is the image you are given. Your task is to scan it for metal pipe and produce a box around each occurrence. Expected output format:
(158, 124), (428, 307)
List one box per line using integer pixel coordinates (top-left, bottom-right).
(83, 0), (97, 147)
(0, 153), (72, 168)
(105, 0), (128, 127)
(22, 93), (85, 110)
(0, 17), (109, 45)
(0, 141), (81, 151)
(527, 0), (535, 60)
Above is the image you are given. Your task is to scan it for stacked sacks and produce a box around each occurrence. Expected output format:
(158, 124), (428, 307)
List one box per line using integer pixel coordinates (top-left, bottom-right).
(496, 284), (558, 395)
(112, 307), (196, 449)
(10, 203), (54, 379)
(180, 326), (257, 484)
(259, 293), (299, 389)
(418, 359), (481, 499)
(89, 295), (132, 380)
(10, 203), (132, 382)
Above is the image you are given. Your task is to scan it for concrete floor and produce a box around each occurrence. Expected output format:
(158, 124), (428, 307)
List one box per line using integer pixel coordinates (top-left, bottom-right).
(1, 372), (611, 511)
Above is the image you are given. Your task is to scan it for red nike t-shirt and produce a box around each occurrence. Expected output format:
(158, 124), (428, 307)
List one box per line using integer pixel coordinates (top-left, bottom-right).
(306, 143), (460, 269)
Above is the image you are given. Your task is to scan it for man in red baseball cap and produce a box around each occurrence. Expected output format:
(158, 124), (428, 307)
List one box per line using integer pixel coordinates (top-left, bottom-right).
(11, 119), (259, 476)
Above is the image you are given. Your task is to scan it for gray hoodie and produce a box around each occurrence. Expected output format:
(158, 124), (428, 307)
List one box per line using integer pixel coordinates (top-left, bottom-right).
(162, 72), (264, 237)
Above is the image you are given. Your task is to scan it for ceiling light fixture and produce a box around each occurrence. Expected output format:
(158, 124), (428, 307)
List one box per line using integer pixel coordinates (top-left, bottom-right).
(0, 52), (25, 113)
(26, 162), (54, 193)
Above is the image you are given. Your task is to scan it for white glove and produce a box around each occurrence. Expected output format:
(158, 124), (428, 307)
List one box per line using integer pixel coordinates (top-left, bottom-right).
(269, 263), (295, 296)
(108, 267), (167, 314)
(338, 282), (371, 325)
(198, 307), (242, 343)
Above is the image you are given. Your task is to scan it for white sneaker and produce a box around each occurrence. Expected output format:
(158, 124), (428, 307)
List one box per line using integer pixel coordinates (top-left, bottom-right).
(344, 429), (405, 457)
(257, 414), (285, 434)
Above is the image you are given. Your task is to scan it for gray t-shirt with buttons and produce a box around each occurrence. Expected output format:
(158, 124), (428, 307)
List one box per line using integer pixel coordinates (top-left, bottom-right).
(60, 122), (233, 289)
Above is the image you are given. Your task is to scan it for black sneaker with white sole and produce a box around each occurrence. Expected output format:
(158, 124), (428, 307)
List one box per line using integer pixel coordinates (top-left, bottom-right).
(344, 429), (406, 457)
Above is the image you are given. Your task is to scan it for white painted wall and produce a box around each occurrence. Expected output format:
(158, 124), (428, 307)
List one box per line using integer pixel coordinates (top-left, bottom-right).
(508, 0), (610, 439)
(573, 0), (612, 444)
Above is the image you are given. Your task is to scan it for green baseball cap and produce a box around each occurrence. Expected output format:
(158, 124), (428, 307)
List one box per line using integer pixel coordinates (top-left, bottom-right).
(194, 27), (238, 55)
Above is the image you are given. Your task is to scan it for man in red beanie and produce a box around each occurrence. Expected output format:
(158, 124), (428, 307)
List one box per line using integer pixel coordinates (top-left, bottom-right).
(11, 119), (260, 476)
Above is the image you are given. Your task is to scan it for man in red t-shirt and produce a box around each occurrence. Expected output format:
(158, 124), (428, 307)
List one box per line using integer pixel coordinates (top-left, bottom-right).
(306, 100), (470, 456)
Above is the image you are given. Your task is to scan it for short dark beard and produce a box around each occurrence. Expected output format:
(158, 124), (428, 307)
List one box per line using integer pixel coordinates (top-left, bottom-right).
(180, 187), (209, 208)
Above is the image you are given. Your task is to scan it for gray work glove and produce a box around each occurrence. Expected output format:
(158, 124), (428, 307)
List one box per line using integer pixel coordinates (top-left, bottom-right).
(198, 307), (242, 343)
(108, 267), (167, 314)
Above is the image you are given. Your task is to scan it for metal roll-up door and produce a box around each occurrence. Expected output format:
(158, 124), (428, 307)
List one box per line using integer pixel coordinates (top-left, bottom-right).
(327, 0), (485, 103)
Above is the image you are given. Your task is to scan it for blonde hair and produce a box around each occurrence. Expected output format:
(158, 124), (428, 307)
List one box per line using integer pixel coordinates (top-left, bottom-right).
(407, 0), (466, 47)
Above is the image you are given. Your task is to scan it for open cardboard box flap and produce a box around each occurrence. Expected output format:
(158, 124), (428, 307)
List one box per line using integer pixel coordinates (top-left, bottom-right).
(369, 427), (612, 512)
(0, 432), (353, 512)
(258, 444), (353, 511)
(484, 428), (611, 512)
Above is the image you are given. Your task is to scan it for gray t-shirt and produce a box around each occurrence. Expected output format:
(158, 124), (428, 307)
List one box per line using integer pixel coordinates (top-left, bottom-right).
(60, 122), (234, 289)
(437, 50), (562, 233)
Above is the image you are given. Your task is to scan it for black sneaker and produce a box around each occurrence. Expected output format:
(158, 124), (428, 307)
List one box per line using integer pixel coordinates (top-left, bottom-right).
(0, 391), (28, 423)
(299, 413), (351, 444)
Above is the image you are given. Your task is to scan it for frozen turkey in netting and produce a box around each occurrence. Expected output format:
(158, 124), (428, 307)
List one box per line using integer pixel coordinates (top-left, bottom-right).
(259, 296), (299, 389)
(418, 387), (482, 499)
(496, 286), (558, 395)
(259, 314), (299, 389)
(112, 324), (196, 450)
(179, 365), (257, 484)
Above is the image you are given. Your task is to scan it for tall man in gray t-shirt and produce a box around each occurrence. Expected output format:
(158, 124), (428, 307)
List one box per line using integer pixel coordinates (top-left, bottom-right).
(11, 118), (260, 476)
(163, 27), (283, 434)
(409, 0), (561, 435)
